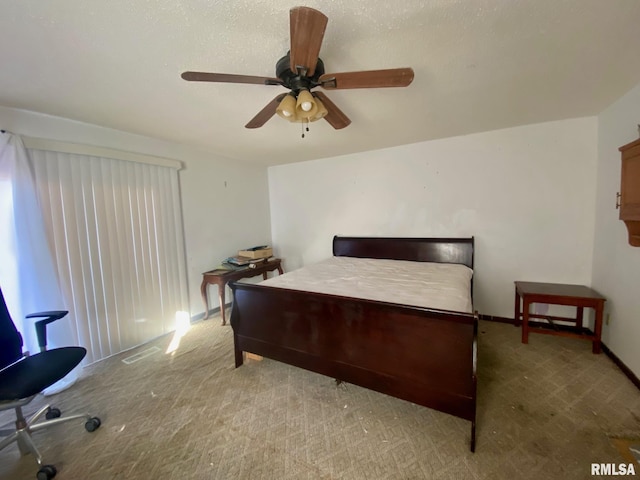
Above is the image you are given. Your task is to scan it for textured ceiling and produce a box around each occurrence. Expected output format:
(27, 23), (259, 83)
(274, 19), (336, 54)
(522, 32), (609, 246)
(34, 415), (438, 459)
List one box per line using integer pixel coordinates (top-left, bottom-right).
(1, 1), (640, 166)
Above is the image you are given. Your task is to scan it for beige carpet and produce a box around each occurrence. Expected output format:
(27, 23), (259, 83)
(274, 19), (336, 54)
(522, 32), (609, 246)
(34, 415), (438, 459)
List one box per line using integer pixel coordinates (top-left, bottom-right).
(1, 318), (639, 479)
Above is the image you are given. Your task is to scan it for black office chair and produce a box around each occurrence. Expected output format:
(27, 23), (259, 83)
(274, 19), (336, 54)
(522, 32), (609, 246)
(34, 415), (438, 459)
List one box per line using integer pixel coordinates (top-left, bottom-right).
(0, 288), (101, 480)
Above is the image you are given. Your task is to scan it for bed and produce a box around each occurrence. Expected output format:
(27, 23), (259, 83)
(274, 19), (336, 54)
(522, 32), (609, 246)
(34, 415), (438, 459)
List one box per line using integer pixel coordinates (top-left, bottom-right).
(229, 236), (478, 451)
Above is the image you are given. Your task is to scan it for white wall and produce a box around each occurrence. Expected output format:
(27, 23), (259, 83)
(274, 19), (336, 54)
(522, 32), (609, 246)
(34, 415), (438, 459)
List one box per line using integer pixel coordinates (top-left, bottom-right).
(268, 118), (598, 318)
(593, 82), (640, 374)
(0, 106), (272, 317)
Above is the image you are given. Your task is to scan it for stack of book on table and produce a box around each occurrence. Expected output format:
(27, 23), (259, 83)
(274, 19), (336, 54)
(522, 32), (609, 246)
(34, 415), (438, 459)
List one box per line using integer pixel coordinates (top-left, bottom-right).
(238, 245), (273, 259)
(220, 256), (251, 270)
(211, 246), (274, 273)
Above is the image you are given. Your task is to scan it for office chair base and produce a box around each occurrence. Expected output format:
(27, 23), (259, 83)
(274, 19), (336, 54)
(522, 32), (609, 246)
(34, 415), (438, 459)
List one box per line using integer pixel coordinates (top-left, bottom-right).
(37, 464), (57, 480)
(0, 403), (100, 478)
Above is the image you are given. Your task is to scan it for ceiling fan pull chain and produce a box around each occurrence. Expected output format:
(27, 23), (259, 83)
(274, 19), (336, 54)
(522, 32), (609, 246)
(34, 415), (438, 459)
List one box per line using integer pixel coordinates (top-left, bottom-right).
(301, 120), (310, 139)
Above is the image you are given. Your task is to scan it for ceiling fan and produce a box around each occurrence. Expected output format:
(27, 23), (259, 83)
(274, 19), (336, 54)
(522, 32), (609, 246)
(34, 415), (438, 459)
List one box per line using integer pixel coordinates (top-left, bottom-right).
(181, 6), (414, 131)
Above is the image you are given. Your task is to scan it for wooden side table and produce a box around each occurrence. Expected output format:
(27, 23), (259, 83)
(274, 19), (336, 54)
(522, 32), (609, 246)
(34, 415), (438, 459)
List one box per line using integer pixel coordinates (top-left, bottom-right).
(514, 281), (606, 354)
(201, 258), (283, 325)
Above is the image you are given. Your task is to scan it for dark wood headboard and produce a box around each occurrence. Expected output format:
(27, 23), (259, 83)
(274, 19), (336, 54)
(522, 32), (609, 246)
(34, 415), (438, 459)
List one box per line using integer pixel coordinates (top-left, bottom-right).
(332, 236), (474, 270)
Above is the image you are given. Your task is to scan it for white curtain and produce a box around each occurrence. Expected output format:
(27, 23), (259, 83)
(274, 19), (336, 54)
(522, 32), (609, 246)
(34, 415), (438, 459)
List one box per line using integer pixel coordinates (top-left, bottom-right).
(27, 148), (189, 364)
(0, 132), (78, 393)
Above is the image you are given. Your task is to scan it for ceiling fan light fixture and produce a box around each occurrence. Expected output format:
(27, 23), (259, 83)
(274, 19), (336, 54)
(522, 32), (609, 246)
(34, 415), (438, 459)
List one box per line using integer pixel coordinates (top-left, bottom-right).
(295, 89), (318, 120)
(310, 96), (328, 122)
(276, 93), (297, 119)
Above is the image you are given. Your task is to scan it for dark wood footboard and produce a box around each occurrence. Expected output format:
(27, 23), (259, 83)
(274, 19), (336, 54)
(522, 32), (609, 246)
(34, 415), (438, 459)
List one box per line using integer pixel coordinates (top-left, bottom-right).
(229, 283), (478, 451)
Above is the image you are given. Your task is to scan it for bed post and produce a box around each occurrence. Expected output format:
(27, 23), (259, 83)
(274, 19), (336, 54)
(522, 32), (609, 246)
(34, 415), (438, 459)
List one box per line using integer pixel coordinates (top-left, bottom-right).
(470, 422), (476, 453)
(229, 283), (244, 368)
(470, 310), (479, 452)
(233, 334), (243, 368)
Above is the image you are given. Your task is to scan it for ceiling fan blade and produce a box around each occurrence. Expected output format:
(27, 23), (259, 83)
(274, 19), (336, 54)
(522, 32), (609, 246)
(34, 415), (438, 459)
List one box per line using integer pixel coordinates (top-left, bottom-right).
(319, 68), (414, 89)
(181, 71), (283, 86)
(289, 7), (328, 77)
(313, 91), (351, 130)
(245, 94), (287, 129)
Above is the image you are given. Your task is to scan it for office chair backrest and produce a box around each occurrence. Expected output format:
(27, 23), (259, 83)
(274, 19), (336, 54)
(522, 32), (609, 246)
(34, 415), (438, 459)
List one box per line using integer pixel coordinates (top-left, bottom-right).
(0, 288), (24, 369)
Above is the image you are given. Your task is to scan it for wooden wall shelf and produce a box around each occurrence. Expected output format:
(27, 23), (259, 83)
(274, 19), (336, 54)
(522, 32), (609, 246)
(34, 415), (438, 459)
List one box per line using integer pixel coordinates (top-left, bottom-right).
(619, 138), (640, 247)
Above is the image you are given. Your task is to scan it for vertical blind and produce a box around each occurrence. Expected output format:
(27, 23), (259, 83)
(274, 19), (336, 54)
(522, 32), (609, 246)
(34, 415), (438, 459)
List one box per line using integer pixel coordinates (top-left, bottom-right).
(28, 149), (189, 364)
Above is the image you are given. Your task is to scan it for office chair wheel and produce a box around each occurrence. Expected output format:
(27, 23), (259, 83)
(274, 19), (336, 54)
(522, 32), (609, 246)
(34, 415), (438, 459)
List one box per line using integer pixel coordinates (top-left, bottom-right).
(45, 407), (61, 420)
(85, 416), (101, 432)
(36, 464), (57, 480)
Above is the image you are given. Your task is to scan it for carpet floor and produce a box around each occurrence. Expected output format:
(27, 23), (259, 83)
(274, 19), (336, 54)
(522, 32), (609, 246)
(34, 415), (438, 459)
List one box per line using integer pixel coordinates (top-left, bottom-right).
(1, 318), (639, 479)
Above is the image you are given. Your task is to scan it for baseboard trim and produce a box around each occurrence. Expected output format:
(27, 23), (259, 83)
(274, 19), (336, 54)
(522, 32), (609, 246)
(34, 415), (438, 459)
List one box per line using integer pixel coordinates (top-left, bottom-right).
(478, 314), (516, 324)
(600, 343), (640, 391)
(192, 305), (224, 323)
(479, 314), (640, 391)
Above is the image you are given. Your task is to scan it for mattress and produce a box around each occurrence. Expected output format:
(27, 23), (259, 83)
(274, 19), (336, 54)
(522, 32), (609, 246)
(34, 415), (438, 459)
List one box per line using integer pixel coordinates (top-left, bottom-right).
(260, 256), (473, 313)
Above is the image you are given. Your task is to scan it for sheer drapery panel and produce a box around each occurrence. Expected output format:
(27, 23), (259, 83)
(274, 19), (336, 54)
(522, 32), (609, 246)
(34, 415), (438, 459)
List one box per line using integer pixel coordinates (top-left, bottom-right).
(28, 149), (188, 364)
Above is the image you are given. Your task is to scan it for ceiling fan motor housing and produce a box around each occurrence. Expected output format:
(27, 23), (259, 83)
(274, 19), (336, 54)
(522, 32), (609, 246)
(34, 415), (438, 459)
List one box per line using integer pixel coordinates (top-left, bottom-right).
(276, 53), (325, 93)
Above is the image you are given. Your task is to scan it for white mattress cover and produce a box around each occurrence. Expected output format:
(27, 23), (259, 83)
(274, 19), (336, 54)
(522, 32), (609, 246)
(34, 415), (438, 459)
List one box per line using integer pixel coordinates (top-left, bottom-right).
(260, 256), (473, 313)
